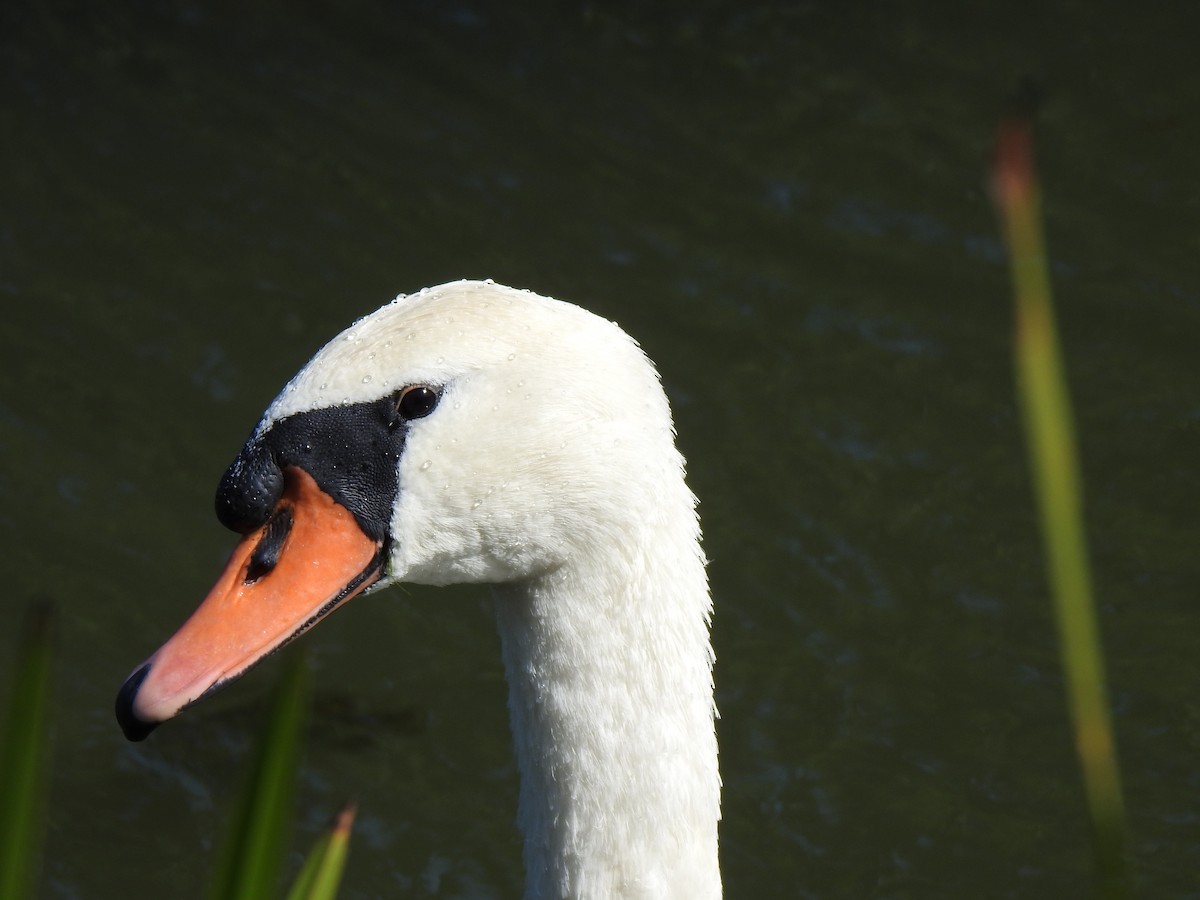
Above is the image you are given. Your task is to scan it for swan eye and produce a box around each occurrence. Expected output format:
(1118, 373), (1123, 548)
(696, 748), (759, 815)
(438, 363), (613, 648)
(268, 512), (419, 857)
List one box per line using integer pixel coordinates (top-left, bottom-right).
(396, 385), (440, 421)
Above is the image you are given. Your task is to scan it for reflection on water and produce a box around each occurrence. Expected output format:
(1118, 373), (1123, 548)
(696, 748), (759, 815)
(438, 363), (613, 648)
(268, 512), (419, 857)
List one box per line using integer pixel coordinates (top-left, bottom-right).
(3, 2), (1198, 897)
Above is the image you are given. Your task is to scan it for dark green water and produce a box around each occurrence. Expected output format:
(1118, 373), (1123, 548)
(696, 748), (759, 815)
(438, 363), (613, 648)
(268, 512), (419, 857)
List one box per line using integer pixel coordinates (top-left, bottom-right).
(3, 3), (1197, 897)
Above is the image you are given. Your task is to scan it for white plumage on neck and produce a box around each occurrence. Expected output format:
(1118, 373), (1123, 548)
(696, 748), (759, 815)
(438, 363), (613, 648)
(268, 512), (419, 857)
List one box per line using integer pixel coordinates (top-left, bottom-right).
(270, 280), (722, 898)
(495, 531), (720, 899)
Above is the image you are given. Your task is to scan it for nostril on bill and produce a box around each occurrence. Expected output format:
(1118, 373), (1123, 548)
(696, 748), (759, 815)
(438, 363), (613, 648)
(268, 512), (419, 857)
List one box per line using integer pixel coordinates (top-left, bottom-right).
(245, 505), (294, 583)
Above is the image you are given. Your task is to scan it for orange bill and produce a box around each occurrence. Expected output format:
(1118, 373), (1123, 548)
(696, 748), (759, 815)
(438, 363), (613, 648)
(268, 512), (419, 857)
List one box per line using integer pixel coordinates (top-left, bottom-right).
(116, 466), (384, 740)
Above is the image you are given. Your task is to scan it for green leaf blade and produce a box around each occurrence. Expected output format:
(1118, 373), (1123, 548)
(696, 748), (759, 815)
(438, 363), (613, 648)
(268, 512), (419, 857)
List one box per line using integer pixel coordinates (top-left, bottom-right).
(0, 601), (56, 900)
(210, 653), (309, 900)
(285, 802), (356, 900)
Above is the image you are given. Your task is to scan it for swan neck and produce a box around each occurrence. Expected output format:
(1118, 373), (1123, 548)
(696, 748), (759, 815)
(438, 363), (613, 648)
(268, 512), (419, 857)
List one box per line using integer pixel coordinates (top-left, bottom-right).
(493, 540), (721, 900)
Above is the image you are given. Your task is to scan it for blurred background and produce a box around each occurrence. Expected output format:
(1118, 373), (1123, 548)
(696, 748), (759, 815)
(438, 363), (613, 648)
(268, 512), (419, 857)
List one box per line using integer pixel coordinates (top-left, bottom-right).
(2, 2), (1197, 897)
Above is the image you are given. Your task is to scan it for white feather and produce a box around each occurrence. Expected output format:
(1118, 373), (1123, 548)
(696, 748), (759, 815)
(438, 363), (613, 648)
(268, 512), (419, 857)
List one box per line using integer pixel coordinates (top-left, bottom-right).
(270, 280), (720, 899)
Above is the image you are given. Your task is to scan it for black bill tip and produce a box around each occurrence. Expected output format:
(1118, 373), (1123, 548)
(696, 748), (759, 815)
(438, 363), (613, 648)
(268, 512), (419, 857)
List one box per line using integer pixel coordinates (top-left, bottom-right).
(115, 662), (159, 742)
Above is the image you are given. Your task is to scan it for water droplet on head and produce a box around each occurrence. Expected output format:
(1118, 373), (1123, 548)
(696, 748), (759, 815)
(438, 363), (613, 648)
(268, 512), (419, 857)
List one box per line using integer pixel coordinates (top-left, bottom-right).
(362, 375), (372, 384)
(420, 460), (432, 471)
(507, 353), (516, 361)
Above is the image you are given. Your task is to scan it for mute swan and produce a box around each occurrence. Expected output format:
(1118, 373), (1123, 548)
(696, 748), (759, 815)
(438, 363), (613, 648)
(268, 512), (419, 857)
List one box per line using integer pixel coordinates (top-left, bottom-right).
(116, 280), (721, 899)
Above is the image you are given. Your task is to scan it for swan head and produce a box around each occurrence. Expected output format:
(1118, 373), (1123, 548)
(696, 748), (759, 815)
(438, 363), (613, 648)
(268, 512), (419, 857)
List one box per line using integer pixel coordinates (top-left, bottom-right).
(115, 280), (686, 740)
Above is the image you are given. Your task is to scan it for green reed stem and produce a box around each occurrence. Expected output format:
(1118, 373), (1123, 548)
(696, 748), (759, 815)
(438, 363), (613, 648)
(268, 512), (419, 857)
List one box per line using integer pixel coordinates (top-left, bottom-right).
(0, 602), (55, 900)
(285, 802), (357, 900)
(210, 653), (308, 900)
(993, 117), (1133, 898)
